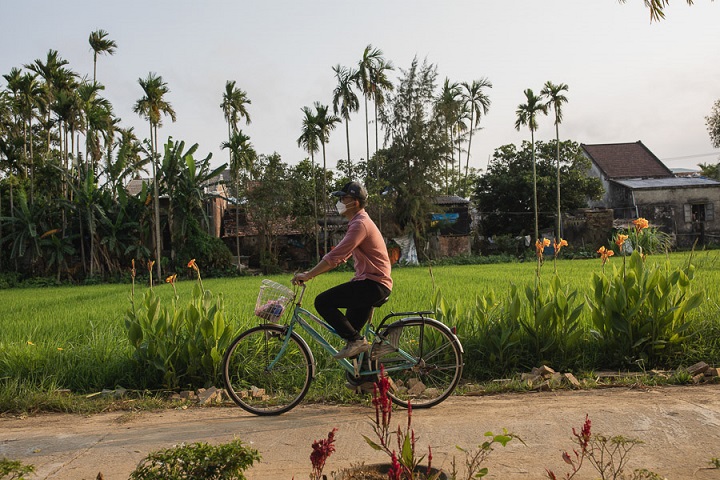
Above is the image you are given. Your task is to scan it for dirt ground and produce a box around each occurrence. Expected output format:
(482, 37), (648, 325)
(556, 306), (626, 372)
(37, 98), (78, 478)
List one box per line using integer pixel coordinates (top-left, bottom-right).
(1, 385), (719, 480)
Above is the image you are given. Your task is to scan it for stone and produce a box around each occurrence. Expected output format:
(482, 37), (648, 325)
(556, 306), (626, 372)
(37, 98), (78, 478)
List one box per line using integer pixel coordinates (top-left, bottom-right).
(521, 373), (542, 384)
(197, 386), (220, 405)
(537, 365), (556, 377)
(703, 367), (719, 377)
(179, 390), (196, 400)
(687, 362), (709, 376)
(550, 372), (563, 383)
(692, 373), (705, 384)
(251, 386), (266, 397)
(408, 381), (426, 396)
(564, 373), (581, 387)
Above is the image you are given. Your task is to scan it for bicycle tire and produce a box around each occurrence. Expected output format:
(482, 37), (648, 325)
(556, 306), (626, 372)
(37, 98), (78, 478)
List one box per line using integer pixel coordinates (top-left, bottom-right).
(222, 324), (314, 415)
(373, 317), (463, 409)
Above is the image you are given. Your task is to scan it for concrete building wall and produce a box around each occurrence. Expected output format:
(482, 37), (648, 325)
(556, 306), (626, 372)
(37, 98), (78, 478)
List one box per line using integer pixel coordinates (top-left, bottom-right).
(632, 186), (720, 247)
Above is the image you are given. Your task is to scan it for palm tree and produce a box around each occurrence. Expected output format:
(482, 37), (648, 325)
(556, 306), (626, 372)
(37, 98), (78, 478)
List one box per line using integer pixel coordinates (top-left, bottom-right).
(312, 102), (340, 254)
(78, 80), (115, 175)
(220, 80), (251, 164)
(133, 72), (176, 280)
(357, 45), (382, 163)
(16, 72), (44, 203)
(435, 79), (463, 193)
(88, 29), (117, 83)
(332, 64), (359, 168)
(369, 58), (394, 156)
(221, 129), (255, 268)
(540, 81), (569, 241)
(515, 88), (548, 242)
(27, 50), (75, 156)
(297, 106), (321, 261)
(461, 78), (492, 192)
(104, 126), (147, 196)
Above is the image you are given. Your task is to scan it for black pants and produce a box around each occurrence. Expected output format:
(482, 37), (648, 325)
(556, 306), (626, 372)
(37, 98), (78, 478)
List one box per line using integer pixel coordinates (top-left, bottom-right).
(314, 279), (391, 341)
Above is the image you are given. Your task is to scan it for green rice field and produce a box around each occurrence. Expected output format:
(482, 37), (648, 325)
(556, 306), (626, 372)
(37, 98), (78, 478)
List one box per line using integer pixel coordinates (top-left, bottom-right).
(1, 250), (719, 405)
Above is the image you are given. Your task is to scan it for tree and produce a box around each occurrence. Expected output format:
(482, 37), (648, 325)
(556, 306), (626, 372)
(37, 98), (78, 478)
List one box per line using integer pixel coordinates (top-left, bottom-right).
(435, 79), (463, 193)
(311, 102), (340, 254)
(134, 72), (176, 280)
(357, 45), (393, 162)
(379, 57), (451, 239)
(461, 78), (492, 193)
(16, 72), (44, 204)
(618, 0), (703, 22)
(540, 81), (569, 240)
(88, 29), (117, 83)
(706, 99), (720, 149)
(332, 64), (359, 168)
(245, 153), (293, 272)
(221, 129), (256, 267)
(297, 106), (321, 261)
(515, 88), (548, 242)
(220, 80), (251, 164)
(474, 141), (603, 237)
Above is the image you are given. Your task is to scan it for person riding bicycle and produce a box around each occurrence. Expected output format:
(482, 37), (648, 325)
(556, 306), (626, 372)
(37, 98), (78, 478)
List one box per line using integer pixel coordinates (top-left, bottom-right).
(292, 181), (393, 359)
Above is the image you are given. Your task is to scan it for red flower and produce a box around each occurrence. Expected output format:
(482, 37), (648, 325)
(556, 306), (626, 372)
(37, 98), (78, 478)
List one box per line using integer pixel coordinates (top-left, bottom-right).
(310, 428), (337, 480)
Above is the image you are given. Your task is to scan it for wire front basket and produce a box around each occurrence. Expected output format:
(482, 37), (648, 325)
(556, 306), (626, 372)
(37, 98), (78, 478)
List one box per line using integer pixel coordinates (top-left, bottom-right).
(254, 279), (294, 323)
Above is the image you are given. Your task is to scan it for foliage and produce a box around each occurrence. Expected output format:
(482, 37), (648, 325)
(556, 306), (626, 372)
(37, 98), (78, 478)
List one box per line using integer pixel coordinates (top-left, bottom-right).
(378, 57), (452, 238)
(129, 439), (260, 480)
(611, 218), (673, 256)
(519, 275), (584, 368)
(0, 458), (34, 480)
(586, 250), (703, 367)
(361, 370), (515, 479)
(310, 428), (337, 480)
(474, 140), (604, 237)
(546, 415), (664, 480)
(124, 261), (236, 389)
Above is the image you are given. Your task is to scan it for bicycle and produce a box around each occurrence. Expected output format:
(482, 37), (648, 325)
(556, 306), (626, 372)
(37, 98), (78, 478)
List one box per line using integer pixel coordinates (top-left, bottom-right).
(222, 279), (464, 415)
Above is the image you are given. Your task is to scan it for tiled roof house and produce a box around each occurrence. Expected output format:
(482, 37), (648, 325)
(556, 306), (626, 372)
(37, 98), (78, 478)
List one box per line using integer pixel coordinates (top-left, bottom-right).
(581, 141), (720, 246)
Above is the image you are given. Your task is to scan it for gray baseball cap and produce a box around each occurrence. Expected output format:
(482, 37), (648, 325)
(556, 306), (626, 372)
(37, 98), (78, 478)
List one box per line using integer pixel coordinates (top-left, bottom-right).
(332, 181), (367, 201)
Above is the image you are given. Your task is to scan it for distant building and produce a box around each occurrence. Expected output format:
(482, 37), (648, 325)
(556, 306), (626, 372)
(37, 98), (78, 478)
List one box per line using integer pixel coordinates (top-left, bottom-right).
(581, 141), (720, 247)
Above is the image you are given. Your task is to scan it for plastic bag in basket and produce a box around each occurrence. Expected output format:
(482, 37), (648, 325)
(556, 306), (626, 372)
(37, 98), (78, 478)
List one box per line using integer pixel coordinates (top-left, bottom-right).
(255, 299), (286, 322)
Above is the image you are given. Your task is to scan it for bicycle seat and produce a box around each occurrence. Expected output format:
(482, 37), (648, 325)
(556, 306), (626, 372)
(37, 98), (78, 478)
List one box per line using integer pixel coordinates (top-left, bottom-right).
(372, 295), (390, 308)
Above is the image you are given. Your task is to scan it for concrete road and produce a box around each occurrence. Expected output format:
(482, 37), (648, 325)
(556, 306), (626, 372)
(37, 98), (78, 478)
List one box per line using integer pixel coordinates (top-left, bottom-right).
(1, 385), (719, 479)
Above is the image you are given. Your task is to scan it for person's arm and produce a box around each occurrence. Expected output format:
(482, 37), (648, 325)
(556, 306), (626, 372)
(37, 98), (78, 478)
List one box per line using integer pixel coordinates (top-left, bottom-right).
(292, 259), (333, 285)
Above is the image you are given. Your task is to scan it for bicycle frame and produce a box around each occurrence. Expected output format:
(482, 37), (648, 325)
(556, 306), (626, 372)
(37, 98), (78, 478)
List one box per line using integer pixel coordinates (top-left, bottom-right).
(271, 283), (433, 380)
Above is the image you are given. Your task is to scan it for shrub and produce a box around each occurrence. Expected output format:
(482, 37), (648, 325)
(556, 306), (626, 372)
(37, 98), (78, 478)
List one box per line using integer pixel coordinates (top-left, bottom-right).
(124, 260), (236, 389)
(0, 458), (34, 480)
(586, 250), (703, 368)
(129, 439), (260, 480)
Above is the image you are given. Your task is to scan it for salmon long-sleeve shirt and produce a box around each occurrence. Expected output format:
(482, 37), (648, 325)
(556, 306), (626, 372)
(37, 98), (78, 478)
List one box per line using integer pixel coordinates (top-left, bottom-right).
(322, 209), (393, 291)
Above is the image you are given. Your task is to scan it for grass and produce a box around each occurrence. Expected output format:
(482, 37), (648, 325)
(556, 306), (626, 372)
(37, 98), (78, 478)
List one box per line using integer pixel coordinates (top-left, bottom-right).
(1, 250), (719, 414)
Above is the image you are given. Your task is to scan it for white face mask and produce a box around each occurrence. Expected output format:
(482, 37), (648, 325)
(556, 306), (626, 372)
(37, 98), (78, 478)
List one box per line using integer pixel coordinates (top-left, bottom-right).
(336, 200), (348, 215)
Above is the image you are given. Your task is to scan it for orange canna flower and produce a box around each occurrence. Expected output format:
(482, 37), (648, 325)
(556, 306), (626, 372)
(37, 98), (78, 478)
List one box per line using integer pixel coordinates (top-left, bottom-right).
(147, 259), (155, 271)
(554, 238), (568, 255)
(615, 234), (629, 248)
(633, 217), (649, 232)
(165, 274), (177, 284)
(187, 258), (198, 271)
(597, 245), (615, 265)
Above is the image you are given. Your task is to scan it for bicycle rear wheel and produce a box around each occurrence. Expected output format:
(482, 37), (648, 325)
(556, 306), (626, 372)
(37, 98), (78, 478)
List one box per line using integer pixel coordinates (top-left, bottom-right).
(373, 317), (463, 409)
(222, 324), (313, 415)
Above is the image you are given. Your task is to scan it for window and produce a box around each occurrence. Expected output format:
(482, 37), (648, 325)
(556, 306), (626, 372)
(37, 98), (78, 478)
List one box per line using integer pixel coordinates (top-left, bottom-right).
(684, 203), (715, 223)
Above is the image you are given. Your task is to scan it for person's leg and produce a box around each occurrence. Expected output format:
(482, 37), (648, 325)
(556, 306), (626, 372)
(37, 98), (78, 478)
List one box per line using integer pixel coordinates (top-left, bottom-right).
(315, 280), (391, 359)
(315, 280), (390, 340)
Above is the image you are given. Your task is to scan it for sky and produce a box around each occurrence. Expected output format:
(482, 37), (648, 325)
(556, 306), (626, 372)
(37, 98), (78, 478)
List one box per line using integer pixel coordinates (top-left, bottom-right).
(1, 0), (719, 178)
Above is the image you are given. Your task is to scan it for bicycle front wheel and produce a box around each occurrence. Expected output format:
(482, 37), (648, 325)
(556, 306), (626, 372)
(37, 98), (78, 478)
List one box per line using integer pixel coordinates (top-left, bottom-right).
(374, 317), (463, 409)
(222, 324), (313, 415)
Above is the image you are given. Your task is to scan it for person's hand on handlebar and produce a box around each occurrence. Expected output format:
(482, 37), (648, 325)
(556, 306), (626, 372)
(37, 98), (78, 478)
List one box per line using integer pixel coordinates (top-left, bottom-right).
(292, 271), (312, 285)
